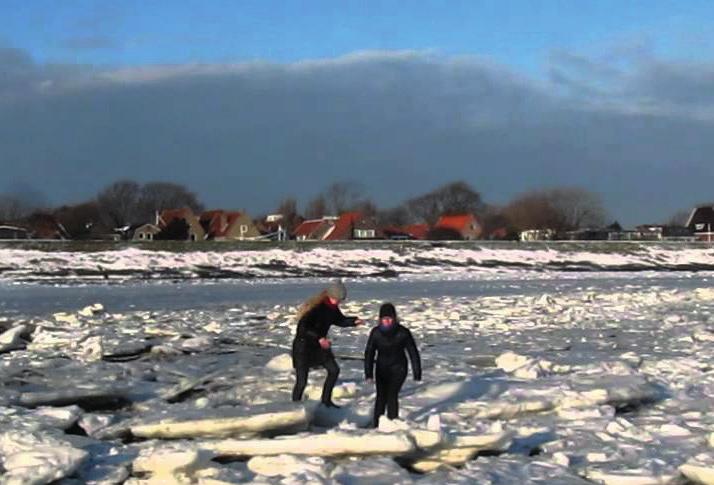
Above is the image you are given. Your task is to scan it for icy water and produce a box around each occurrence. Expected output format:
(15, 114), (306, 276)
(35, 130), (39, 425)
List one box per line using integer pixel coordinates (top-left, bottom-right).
(0, 271), (710, 316)
(2, 244), (714, 483)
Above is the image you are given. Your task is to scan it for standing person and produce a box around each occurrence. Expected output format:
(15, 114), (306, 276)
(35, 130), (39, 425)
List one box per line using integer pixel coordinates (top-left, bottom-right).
(292, 281), (363, 407)
(364, 302), (421, 427)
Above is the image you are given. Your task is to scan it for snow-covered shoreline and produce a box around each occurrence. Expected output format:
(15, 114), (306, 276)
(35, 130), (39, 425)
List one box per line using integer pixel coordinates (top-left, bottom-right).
(1, 242), (714, 283)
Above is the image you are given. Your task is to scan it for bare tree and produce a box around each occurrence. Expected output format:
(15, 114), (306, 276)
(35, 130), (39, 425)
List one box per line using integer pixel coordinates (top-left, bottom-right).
(305, 195), (327, 219)
(503, 191), (561, 232)
(0, 195), (32, 222)
(504, 187), (607, 234)
(323, 181), (365, 215)
(351, 199), (378, 217)
(377, 206), (412, 227)
(547, 187), (606, 230)
(406, 181), (484, 225)
(136, 182), (204, 222)
(276, 197), (301, 232)
(666, 209), (693, 226)
(97, 180), (141, 228)
(54, 201), (103, 239)
(480, 205), (517, 240)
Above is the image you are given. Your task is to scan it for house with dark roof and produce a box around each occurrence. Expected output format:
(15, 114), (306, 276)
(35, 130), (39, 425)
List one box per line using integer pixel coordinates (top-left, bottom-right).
(0, 225), (29, 239)
(158, 208), (206, 241)
(434, 214), (482, 240)
(686, 205), (714, 241)
(382, 224), (429, 240)
(17, 213), (69, 240)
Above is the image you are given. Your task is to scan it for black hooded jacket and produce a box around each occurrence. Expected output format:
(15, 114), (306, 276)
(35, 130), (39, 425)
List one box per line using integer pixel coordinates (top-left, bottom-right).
(292, 300), (358, 368)
(364, 323), (422, 380)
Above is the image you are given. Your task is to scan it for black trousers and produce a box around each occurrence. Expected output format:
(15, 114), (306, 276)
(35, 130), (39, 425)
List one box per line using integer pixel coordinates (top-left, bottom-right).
(373, 363), (407, 427)
(292, 356), (340, 404)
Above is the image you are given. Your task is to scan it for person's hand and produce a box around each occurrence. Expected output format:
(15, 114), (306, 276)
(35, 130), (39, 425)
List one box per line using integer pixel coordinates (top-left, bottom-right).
(355, 319), (365, 326)
(318, 337), (331, 349)
(366, 377), (373, 383)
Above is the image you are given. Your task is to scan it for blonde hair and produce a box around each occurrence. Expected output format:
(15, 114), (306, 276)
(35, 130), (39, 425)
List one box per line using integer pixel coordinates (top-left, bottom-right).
(294, 289), (329, 323)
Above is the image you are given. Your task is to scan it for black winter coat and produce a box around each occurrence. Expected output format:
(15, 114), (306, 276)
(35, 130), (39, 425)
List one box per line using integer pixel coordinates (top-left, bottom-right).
(292, 301), (358, 369)
(364, 324), (422, 380)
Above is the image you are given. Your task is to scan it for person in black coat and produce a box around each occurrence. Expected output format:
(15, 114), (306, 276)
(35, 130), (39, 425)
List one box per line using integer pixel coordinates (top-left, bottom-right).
(364, 302), (421, 427)
(292, 281), (363, 407)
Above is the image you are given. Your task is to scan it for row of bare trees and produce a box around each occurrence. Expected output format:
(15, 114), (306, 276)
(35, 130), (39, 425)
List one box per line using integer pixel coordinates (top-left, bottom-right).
(281, 180), (607, 237)
(3, 178), (698, 240)
(0, 181), (203, 239)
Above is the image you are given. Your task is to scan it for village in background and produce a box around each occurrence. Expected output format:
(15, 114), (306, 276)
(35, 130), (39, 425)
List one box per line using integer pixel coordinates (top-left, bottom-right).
(0, 180), (712, 243)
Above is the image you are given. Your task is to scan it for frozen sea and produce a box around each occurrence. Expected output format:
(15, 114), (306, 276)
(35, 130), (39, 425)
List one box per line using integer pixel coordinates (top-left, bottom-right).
(1, 242), (714, 484)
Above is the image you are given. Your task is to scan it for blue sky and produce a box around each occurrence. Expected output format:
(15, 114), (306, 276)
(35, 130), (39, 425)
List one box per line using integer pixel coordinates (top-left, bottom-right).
(1, 1), (714, 225)
(3, 0), (712, 70)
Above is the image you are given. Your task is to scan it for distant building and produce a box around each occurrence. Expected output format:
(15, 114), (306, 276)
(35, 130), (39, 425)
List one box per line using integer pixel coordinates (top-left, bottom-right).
(520, 229), (555, 241)
(324, 212), (363, 241)
(564, 228), (610, 241)
(20, 213), (69, 240)
(255, 214), (289, 241)
(200, 210), (261, 240)
(294, 219), (330, 241)
(292, 213), (374, 241)
(352, 216), (381, 240)
(159, 208), (206, 241)
(635, 224), (694, 241)
(0, 225), (29, 239)
(382, 224), (429, 240)
(133, 223), (161, 241)
(434, 214), (482, 240)
(686, 206), (714, 241)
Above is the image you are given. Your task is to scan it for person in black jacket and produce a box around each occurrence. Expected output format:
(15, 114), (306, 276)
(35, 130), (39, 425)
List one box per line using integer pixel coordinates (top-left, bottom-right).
(364, 302), (421, 427)
(292, 281), (363, 407)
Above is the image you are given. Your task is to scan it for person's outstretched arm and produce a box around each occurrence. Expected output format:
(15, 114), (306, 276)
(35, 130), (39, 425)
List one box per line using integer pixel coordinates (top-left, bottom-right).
(405, 329), (422, 381)
(364, 328), (377, 379)
(334, 306), (359, 327)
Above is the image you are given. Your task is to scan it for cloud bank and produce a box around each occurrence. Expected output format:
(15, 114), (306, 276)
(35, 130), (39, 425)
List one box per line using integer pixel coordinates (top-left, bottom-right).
(1, 46), (712, 225)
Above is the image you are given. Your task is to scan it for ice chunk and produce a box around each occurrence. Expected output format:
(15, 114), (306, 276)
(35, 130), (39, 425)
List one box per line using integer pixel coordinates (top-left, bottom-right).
(331, 457), (413, 484)
(19, 386), (130, 410)
(133, 448), (212, 475)
(0, 430), (88, 485)
(409, 424), (513, 473)
(266, 353), (293, 372)
(586, 468), (676, 485)
(0, 325), (27, 353)
(78, 335), (104, 362)
(130, 404), (311, 439)
(247, 454), (327, 477)
(52, 312), (80, 326)
(78, 304), (104, 318)
(495, 352), (571, 379)
(200, 429), (417, 458)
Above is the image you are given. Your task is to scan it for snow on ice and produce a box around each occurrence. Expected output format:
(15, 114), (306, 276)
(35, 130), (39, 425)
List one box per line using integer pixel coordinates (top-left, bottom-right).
(0, 244), (714, 483)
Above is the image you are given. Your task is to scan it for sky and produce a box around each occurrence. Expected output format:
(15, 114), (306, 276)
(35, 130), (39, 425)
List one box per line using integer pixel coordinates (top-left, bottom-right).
(1, 0), (713, 225)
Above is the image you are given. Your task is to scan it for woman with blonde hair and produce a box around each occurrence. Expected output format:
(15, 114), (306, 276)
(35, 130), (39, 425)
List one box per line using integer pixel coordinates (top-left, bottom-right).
(291, 281), (363, 407)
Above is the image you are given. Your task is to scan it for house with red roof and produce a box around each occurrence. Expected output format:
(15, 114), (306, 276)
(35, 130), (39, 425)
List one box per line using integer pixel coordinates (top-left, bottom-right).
(200, 210), (260, 240)
(293, 212), (379, 241)
(434, 214), (482, 240)
(322, 212), (362, 240)
(293, 218), (336, 241)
